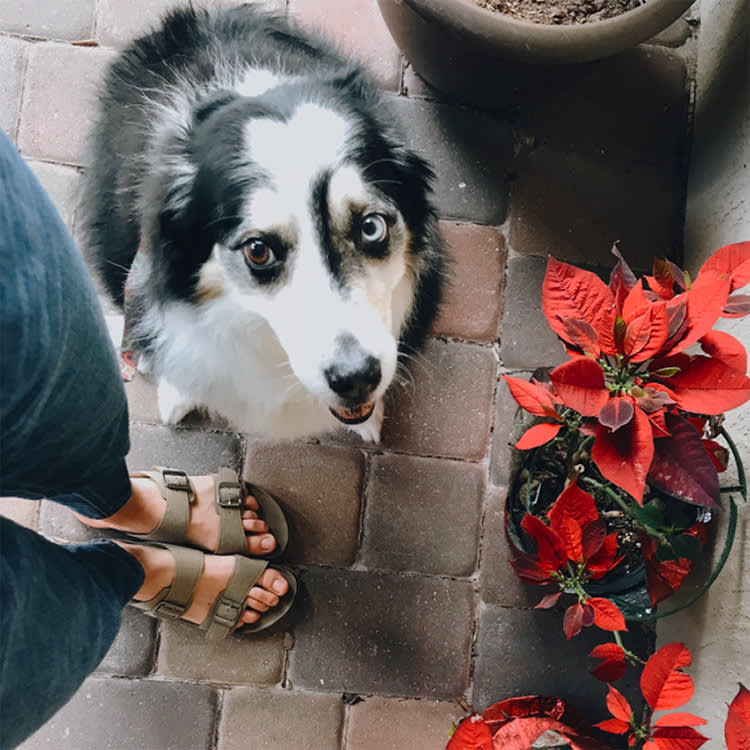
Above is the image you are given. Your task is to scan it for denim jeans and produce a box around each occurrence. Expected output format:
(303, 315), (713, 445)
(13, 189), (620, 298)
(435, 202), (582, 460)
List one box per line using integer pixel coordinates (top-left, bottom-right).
(0, 130), (145, 749)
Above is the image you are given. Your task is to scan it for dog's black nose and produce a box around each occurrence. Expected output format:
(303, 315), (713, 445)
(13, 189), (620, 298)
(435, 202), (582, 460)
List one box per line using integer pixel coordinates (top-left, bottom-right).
(325, 338), (381, 404)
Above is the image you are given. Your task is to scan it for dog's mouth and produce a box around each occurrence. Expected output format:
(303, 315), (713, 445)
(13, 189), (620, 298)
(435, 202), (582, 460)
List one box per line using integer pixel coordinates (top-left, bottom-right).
(329, 401), (375, 425)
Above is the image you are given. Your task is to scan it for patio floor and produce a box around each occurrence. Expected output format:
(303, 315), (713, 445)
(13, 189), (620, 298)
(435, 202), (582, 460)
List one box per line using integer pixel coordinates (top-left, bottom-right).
(0, 0), (704, 748)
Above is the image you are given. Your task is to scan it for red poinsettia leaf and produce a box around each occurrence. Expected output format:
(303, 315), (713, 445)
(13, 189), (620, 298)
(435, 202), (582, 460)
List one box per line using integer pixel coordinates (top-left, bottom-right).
(550, 357), (609, 417)
(482, 695), (567, 725)
(563, 602), (585, 640)
(586, 534), (623, 579)
(646, 258), (676, 299)
(624, 304), (670, 362)
(609, 245), (639, 308)
(649, 726), (708, 749)
(648, 413), (721, 507)
(665, 296), (688, 344)
(447, 714), (493, 750)
(587, 597), (626, 632)
(666, 271), (732, 356)
(595, 718), (630, 734)
(648, 407), (672, 438)
(634, 384), (676, 414)
(509, 554), (555, 584)
(698, 241), (750, 292)
(556, 514), (584, 562)
(548, 479), (600, 531)
(723, 293), (750, 317)
(535, 591), (562, 609)
(543, 256), (618, 355)
(702, 439), (729, 472)
(582, 602), (596, 627)
(490, 717), (599, 750)
(661, 355), (750, 415)
(592, 406), (654, 503)
(599, 395), (635, 431)
(581, 518), (606, 560)
(655, 713), (707, 728)
(621, 280), (651, 324)
(503, 376), (561, 418)
(515, 422), (563, 450)
(725, 683), (750, 750)
(521, 514), (567, 572)
(562, 317), (602, 357)
(645, 555), (693, 606)
(590, 642), (627, 683)
(605, 683), (633, 723)
(699, 330), (748, 373)
(641, 642), (694, 711)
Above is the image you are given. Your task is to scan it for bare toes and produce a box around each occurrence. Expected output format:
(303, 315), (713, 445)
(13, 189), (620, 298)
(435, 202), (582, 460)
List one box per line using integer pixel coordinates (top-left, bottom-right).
(247, 533), (276, 556)
(259, 569), (289, 597)
(244, 493), (259, 512)
(242, 518), (269, 534)
(241, 609), (261, 624)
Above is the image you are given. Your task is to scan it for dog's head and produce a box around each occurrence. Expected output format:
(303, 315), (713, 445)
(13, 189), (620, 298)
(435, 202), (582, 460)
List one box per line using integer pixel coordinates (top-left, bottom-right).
(146, 72), (442, 426)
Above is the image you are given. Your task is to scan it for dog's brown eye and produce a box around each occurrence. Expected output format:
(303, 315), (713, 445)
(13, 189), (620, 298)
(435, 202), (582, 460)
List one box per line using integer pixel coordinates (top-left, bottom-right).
(361, 214), (388, 245)
(243, 239), (275, 268)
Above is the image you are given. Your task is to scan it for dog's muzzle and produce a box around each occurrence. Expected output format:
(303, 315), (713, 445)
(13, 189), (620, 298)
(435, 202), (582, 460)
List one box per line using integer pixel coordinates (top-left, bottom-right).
(325, 336), (382, 424)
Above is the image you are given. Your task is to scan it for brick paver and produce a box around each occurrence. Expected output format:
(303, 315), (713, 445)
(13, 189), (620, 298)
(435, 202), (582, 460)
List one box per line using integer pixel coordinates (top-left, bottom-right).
(18, 43), (115, 166)
(289, 0), (402, 91)
(2, 0), (708, 747)
(387, 96), (514, 224)
(381, 338), (497, 460)
(218, 688), (344, 750)
(345, 696), (465, 750)
(245, 441), (365, 566)
(18, 677), (218, 750)
(0, 0), (95, 41)
(361, 453), (484, 576)
(0, 35), (26, 139)
(157, 620), (287, 686)
(432, 221), (505, 342)
(288, 567), (474, 699)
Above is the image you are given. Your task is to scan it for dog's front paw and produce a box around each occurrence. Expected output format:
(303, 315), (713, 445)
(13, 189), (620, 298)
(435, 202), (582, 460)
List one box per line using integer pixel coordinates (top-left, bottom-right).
(157, 378), (196, 425)
(347, 399), (384, 443)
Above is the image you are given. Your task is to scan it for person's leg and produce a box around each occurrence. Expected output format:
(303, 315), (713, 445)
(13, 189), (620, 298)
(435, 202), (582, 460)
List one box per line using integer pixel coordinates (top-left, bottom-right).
(0, 129), (131, 516)
(0, 517), (144, 750)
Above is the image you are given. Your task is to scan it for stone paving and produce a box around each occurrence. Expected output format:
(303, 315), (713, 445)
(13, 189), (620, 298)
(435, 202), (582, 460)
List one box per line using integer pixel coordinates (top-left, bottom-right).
(0, 0), (700, 748)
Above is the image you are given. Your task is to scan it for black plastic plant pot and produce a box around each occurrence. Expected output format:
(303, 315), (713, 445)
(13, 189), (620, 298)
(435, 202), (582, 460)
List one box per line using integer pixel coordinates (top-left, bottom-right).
(504, 416), (744, 622)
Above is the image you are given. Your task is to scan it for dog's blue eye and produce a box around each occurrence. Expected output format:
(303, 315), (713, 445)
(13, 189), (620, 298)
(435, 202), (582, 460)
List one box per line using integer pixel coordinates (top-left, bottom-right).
(361, 214), (388, 245)
(243, 239), (275, 268)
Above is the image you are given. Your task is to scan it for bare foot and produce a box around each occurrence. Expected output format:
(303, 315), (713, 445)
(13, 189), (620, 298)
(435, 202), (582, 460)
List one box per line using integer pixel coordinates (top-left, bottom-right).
(117, 542), (290, 626)
(78, 474), (277, 556)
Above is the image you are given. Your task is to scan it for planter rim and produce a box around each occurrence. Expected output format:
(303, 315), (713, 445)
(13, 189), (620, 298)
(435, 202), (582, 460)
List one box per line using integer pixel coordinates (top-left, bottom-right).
(395, 0), (696, 64)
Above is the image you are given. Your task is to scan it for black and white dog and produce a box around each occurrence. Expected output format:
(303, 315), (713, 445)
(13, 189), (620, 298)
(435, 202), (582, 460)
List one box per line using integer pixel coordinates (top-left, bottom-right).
(83, 3), (444, 441)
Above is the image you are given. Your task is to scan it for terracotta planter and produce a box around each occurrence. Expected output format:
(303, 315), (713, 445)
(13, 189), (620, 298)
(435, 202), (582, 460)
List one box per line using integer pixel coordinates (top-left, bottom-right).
(377, 0), (696, 104)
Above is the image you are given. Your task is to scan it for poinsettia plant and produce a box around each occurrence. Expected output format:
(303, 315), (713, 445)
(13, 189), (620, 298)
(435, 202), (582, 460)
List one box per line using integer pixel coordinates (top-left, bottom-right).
(504, 242), (749, 621)
(446, 643), (750, 750)
(505, 241), (750, 505)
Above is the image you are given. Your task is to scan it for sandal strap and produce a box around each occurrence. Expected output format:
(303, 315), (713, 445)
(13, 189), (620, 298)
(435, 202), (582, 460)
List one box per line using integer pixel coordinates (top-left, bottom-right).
(131, 468), (194, 543)
(214, 467), (248, 555)
(200, 556), (267, 640)
(131, 543), (203, 620)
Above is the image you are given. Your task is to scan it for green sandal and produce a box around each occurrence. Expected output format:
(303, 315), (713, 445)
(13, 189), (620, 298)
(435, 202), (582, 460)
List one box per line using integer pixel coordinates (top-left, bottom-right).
(131, 542), (297, 639)
(130, 466), (289, 558)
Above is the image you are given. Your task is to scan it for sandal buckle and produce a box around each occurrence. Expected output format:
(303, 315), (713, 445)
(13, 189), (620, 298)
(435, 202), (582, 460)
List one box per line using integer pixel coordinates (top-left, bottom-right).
(162, 469), (190, 493)
(217, 481), (243, 508)
(214, 597), (242, 627)
(153, 599), (185, 619)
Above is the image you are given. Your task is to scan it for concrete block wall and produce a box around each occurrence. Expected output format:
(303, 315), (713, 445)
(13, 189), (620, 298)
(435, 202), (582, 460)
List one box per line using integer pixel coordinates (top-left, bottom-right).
(659, 1), (750, 746)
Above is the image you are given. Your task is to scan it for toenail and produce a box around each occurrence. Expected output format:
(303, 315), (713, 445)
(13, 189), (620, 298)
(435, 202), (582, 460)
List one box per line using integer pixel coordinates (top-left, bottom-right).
(273, 579), (286, 594)
(261, 536), (275, 550)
